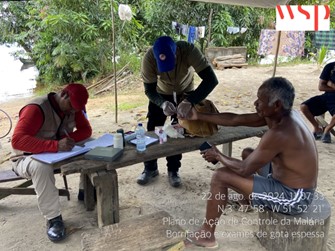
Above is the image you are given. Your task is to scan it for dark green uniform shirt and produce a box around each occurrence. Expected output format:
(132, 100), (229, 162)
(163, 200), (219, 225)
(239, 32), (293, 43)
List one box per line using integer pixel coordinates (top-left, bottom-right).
(141, 41), (218, 107)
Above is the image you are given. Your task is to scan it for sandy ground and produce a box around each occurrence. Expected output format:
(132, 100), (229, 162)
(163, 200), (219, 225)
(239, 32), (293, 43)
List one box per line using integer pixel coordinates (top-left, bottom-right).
(0, 64), (334, 251)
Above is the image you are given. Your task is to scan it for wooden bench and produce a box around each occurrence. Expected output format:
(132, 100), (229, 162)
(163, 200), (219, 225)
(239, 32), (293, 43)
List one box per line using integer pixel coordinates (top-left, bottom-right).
(257, 192), (331, 251)
(316, 115), (335, 136)
(60, 126), (267, 227)
(0, 167), (70, 200)
(81, 211), (185, 251)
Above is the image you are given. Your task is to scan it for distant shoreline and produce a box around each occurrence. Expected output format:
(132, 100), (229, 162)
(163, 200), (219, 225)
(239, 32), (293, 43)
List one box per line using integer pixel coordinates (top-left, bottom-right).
(0, 92), (34, 105)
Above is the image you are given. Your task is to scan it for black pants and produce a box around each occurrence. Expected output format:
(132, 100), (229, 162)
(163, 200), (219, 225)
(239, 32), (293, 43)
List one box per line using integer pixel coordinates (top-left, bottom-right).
(144, 94), (182, 172)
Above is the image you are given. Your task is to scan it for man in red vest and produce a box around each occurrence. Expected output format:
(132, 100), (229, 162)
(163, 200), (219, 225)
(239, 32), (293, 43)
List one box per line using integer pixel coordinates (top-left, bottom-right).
(11, 83), (92, 242)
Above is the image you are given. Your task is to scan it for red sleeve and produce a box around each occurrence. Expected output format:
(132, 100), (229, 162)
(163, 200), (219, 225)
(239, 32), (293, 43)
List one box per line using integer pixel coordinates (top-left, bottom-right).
(11, 105), (59, 153)
(66, 111), (92, 142)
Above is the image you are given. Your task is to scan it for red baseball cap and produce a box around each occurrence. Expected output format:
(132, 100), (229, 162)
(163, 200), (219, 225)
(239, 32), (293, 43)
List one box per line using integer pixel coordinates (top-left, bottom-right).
(63, 83), (89, 110)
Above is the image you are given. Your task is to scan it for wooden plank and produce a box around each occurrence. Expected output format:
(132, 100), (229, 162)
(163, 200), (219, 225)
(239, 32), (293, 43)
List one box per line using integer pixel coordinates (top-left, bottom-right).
(0, 187), (69, 197)
(60, 126), (267, 175)
(0, 167), (70, 200)
(0, 180), (32, 200)
(61, 160), (107, 175)
(0, 170), (23, 183)
(107, 126), (267, 170)
(163, 241), (185, 251)
(82, 211), (185, 251)
(105, 126), (266, 170)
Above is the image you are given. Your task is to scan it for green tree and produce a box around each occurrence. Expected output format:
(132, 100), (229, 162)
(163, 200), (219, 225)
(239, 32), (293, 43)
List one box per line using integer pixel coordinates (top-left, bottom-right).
(1, 0), (143, 85)
(0, 1), (35, 55)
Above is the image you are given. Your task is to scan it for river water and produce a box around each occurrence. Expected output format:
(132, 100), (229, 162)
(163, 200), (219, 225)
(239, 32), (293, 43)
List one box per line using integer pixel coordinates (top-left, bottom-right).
(0, 45), (37, 104)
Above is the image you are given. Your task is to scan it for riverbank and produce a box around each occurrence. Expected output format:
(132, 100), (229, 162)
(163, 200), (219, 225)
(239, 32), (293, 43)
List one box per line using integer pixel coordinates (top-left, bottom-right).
(0, 45), (37, 104)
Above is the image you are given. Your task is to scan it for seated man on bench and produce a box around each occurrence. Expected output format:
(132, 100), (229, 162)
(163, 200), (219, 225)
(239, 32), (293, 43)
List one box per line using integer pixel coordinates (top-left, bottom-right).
(300, 61), (335, 143)
(182, 77), (318, 249)
(10, 83), (92, 242)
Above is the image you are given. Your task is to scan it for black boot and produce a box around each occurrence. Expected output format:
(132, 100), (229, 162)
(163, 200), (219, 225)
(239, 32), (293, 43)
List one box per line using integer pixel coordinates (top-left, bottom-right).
(137, 170), (159, 185)
(47, 215), (66, 242)
(168, 171), (181, 187)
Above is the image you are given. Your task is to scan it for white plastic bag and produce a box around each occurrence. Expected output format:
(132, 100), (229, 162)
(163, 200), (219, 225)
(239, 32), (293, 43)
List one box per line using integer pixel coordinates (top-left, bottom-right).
(118, 4), (132, 21)
(163, 124), (184, 139)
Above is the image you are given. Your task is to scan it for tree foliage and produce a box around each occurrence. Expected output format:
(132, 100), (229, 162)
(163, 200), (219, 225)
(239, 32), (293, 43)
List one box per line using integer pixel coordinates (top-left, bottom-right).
(1, 0), (143, 85)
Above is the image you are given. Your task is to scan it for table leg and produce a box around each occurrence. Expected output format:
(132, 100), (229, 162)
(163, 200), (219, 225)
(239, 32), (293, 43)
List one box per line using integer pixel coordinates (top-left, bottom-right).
(91, 169), (119, 227)
(222, 142), (232, 157)
(83, 173), (95, 211)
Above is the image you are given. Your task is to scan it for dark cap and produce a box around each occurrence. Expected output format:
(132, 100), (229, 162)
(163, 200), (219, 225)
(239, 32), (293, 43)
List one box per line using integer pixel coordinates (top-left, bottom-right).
(153, 36), (177, 72)
(63, 83), (89, 110)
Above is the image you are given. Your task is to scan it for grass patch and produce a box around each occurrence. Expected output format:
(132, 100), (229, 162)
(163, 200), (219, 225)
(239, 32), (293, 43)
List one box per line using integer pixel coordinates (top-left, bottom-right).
(106, 101), (147, 111)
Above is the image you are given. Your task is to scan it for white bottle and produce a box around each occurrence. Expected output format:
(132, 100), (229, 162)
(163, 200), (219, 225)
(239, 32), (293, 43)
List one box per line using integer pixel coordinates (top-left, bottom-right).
(135, 123), (146, 152)
(113, 133), (123, 149)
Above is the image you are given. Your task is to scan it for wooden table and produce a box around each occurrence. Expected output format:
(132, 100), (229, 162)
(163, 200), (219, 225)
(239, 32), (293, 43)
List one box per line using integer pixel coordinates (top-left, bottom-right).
(60, 126), (267, 227)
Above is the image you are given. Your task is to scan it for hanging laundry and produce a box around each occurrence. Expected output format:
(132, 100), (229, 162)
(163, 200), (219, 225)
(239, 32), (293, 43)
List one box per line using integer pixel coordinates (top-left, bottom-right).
(188, 26), (197, 43)
(240, 27), (248, 34)
(198, 26), (205, 38)
(315, 30), (335, 50)
(172, 21), (177, 30)
(172, 21), (181, 35)
(258, 29), (305, 57)
(227, 27), (240, 34)
(194, 27), (199, 40)
(181, 24), (189, 37)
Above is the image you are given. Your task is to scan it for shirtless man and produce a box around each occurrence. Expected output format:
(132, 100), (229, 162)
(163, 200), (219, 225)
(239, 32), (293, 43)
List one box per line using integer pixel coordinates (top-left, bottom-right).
(183, 77), (318, 248)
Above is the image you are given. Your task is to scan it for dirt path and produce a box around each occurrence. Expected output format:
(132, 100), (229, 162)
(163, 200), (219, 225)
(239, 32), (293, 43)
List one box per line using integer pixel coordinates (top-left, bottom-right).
(0, 64), (334, 251)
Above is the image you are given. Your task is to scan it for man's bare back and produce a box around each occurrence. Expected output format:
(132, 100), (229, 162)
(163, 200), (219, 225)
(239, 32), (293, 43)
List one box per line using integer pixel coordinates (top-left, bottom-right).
(257, 110), (318, 189)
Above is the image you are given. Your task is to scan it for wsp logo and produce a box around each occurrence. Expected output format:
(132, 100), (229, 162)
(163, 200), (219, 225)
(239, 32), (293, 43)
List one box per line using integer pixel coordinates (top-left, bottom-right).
(276, 5), (330, 31)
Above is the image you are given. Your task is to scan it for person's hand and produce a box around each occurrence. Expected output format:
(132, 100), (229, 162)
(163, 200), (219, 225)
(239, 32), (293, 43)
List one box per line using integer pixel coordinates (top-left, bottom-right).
(161, 101), (176, 116)
(177, 99), (192, 118)
(201, 145), (221, 163)
(58, 137), (76, 151)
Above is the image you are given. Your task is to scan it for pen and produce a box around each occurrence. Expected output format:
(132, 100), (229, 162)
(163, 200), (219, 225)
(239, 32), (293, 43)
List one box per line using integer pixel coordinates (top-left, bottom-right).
(63, 129), (70, 138)
(64, 129), (85, 147)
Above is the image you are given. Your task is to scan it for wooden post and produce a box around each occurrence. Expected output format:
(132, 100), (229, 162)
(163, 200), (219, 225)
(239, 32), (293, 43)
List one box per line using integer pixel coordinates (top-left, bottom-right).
(272, 31), (281, 77)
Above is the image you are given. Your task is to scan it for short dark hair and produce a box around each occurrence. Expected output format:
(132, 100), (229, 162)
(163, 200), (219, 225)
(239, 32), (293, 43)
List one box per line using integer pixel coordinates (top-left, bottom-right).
(260, 77), (295, 110)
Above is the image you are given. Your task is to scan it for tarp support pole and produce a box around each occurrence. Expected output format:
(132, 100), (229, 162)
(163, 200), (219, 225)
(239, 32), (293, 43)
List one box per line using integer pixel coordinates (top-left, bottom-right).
(272, 30), (281, 77)
(111, 0), (118, 123)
